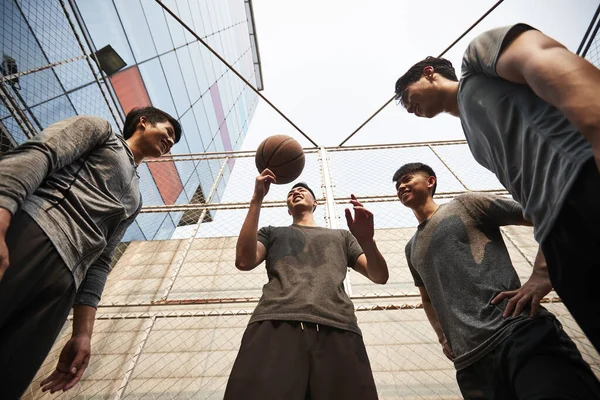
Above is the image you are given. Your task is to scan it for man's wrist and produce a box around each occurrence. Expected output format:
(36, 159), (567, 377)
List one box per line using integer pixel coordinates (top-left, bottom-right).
(0, 208), (12, 238)
(358, 238), (376, 250)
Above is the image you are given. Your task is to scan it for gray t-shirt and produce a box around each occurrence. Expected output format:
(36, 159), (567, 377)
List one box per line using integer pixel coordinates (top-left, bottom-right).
(459, 23), (594, 243)
(0, 116), (141, 308)
(405, 193), (551, 370)
(249, 224), (364, 335)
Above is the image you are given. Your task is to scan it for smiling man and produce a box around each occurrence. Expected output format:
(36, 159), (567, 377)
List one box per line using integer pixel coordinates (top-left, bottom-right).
(0, 106), (180, 398)
(225, 169), (388, 400)
(394, 23), (600, 354)
(394, 162), (600, 399)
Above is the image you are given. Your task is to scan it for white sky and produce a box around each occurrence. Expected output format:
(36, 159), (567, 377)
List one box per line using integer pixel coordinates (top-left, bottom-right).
(241, 0), (599, 149)
(175, 0), (600, 237)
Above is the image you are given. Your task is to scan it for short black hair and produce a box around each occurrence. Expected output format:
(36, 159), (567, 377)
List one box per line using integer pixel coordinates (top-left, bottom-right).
(292, 182), (316, 200)
(392, 162), (437, 196)
(394, 57), (458, 106)
(123, 106), (181, 143)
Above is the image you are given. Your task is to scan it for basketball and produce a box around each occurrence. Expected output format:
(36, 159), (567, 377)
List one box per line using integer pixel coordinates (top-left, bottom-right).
(255, 135), (305, 184)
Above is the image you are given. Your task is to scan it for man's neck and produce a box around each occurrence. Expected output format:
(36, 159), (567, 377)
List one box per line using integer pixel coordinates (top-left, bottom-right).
(126, 138), (145, 165)
(412, 198), (439, 224)
(292, 211), (317, 227)
(442, 80), (460, 117)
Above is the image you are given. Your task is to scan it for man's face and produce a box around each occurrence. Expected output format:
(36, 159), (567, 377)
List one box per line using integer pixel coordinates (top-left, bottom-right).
(395, 172), (434, 207)
(400, 68), (446, 119)
(141, 118), (176, 157)
(286, 186), (316, 213)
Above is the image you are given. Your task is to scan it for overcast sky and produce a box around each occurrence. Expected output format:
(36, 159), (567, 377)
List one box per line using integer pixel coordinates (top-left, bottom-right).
(240, 0), (599, 149)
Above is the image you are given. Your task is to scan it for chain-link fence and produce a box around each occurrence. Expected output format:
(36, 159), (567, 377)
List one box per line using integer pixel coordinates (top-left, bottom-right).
(0, 0), (122, 154)
(580, 3), (600, 67)
(4, 0), (600, 398)
(23, 143), (599, 399)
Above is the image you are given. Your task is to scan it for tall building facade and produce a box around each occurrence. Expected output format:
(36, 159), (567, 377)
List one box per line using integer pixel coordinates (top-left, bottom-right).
(1, 0), (262, 241)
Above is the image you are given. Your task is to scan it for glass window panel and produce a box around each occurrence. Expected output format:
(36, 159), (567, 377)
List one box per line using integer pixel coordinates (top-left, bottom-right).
(52, 58), (95, 92)
(199, 44), (216, 85)
(171, 132), (191, 156)
(0, 102), (9, 120)
(202, 94), (219, 137)
(2, 0), (47, 72)
(161, 0), (186, 48)
(192, 99), (213, 149)
(180, 111), (204, 153)
(135, 213), (163, 240)
(20, 0), (82, 62)
(188, 0), (206, 38)
(30, 95), (76, 129)
(140, 0), (173, 55)
(175, 187), (189, 205)
(122, 221), (146, 242)
(183, 166), (200, 202)
(138, 59), (178, 118)
(75, 0), (135, 66)
(212, 130), (224, 153)
(137, 163), (164, 207)
(175, 47), (200, 103)
(160, 52), (191, 116)
(195, 158), (215, 203)
(1, 117), (28, 147)
(198, 0), (214, 36)
(13, 70), (64, 109)
(207, 0), (220, 34)
(189, 42), (210, 96)
(68, 84), (119, 133)
(175, 0), (196, 44)
(114, 0), (157, 63)
(153, 214), (175, 240)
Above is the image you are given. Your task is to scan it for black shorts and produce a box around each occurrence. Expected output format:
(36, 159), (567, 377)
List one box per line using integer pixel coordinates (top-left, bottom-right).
(542, 159), (600, 353)
(457, 316), (600, 400)
(0, 211), (76, 399)
(224, 320), (378, 400)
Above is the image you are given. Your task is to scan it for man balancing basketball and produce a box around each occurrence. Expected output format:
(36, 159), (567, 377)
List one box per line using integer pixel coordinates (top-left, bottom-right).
(394, 24), (600, 353)
(0, 107), (180, 398)
(224, 168), (388, 400)
(394, 162), (600, 399)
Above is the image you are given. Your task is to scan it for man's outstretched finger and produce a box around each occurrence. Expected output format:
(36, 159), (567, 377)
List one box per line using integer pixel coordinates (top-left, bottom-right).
(344, 208), (353, 227)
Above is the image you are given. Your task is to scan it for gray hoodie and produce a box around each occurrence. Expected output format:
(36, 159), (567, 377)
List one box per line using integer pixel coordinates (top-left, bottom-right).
(0, 116), (142, 308)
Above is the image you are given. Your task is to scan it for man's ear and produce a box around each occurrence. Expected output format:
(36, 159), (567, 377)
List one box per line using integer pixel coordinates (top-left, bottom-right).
(138, 116), (148, 131)
(427, 175), (436, 192)
(424, 66), (435, 80)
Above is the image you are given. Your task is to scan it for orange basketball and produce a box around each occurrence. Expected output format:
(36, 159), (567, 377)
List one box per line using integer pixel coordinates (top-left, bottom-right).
(255, 135), (305, 184)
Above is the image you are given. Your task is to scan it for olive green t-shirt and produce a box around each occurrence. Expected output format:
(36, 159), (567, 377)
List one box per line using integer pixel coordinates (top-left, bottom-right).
(249, 225), (364, 335)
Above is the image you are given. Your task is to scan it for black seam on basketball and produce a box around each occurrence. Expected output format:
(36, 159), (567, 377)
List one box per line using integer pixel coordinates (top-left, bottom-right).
(264, 137), (293, 167)
(269, 152), (305, 168)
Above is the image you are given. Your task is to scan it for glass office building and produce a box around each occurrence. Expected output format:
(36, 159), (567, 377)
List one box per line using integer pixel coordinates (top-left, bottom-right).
(1, 0), (262, 241)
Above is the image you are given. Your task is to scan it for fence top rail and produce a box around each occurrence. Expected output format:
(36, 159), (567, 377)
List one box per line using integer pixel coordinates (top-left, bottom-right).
(142, 139), (471, 163)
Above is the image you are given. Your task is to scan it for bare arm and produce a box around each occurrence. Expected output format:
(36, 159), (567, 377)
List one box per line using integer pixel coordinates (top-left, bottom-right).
(345, 194), (388, 284)
(419, 286), (454, 361)
(496, 29), (600, 168)
(491, 246), (552, 318)
(352, 245), (388, 285)
(41, 305), (96, 393)
(0, 208), (11, 280)
(235, 169), (274, 271)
